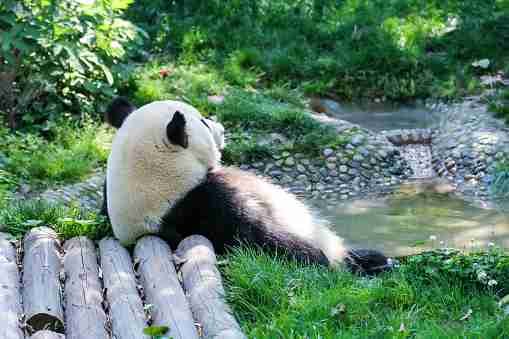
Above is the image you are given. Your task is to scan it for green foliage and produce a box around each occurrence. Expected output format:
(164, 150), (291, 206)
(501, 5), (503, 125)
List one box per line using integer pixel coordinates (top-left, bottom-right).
(0, 0), (145, 129)
(264, 83), (306, 108)
(221, 132), (272, 165)
(489, 88), (509, 124)
(125, 64), (356, 160)
(128, 0), (509, 101)
(403, 248), (509, 295)
(0, 168), (17, 207)
(0, 119), (111, 186)
(0, 199), (111, 240)
(143, 325), (170, 339)
(127, 60), (227, 114)
(492, 158), (509, 201)
(217, 90), (355, 158)
(223, 247), (508, 338)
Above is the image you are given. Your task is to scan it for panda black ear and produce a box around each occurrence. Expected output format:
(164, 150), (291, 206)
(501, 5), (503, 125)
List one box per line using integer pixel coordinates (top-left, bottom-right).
(105, 97), (137, 129)
(166, 111), (188, 148)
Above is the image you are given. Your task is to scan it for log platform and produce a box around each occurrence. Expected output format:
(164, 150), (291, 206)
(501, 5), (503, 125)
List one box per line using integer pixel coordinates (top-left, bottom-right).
(0, 229), (245, 339)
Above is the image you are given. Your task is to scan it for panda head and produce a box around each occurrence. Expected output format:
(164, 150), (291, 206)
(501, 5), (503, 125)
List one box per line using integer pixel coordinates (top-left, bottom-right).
(116, 101), (222, 172)
(106, 97), (225, 151)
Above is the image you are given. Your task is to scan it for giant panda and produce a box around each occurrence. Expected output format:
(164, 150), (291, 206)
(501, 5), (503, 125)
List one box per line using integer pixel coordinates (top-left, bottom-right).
(102, 97), (391, 274)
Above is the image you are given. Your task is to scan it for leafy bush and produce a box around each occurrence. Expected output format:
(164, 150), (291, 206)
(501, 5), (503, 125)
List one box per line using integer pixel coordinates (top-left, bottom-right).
(221, 132), (272, 165)
(0, 0), (145, 129)
(489, 88), (509, 123)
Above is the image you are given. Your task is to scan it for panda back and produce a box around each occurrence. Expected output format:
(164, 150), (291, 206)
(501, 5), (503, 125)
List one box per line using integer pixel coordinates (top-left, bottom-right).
(160, 167), (342, 265)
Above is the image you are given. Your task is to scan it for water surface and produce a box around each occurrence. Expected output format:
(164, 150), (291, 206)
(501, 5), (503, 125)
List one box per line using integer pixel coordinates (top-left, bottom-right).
(315, 98), (432, 131)
(320, 180), (509, 257)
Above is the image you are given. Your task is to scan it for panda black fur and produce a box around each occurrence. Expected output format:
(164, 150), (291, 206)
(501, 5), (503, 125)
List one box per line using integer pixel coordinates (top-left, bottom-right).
(103, 98), (391, 274)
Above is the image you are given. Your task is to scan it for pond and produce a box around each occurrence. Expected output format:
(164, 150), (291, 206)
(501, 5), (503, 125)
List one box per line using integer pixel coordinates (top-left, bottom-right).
(319, 180), (509, 257)
(313, 98), (432, 131)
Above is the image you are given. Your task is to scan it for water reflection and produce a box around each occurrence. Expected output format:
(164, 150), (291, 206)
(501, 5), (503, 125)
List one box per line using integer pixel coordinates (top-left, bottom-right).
(319, 180), (509, 257)
(311, 98), (432, 131)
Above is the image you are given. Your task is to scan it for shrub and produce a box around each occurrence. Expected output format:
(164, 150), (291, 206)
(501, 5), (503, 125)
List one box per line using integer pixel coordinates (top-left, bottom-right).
(0, 0), (145, 129)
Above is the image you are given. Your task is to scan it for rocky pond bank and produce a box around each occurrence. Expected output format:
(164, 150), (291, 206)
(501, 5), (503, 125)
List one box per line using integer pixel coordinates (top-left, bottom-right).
(430, 96), (509, 204)
(37, 95), (508, 214)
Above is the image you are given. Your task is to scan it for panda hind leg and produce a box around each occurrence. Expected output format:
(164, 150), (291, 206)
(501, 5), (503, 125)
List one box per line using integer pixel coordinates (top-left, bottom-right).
(247, 227), (331, 267)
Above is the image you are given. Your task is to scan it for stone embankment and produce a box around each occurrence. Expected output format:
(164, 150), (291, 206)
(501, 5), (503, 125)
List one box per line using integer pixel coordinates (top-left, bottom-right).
(37, 95), (509, 211)
(430, 97), (509, 201)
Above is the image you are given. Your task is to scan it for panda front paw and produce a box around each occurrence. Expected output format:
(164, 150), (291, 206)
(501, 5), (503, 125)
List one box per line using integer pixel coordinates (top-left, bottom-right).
(344, 249), (394, 275)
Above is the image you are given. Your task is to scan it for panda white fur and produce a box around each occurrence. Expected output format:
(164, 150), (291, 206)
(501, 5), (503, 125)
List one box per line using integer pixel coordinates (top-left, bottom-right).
(103, 98), (390, 273)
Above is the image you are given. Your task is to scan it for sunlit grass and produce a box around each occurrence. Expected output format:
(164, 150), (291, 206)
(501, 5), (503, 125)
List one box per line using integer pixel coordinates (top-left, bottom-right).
(0, 199), (111, 240)
(0, 119), (112, 188)
(223, 247), (509, 338)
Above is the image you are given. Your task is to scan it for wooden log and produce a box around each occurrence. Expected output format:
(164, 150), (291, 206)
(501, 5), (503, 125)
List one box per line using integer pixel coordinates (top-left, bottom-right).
(0, 233), (24, 339)
(23, 227), (64, 333)
(134, 236), (199, 339)
(63, 237), (108, 339)
(30, 330), (64, 339)
(175, 235), (246, 339)
(99, 238), (148, 339)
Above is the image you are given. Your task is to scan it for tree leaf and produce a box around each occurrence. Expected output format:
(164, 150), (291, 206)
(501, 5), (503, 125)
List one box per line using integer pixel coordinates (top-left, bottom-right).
(99, 63), (114, 85)
(143, 326), (169, 336)
(1, 32), (13, 52)
(111, 0), (134, 10)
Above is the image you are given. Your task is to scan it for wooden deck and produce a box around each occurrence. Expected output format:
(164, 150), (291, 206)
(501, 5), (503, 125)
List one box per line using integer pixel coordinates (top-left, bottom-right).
(0, 228), (246, 339)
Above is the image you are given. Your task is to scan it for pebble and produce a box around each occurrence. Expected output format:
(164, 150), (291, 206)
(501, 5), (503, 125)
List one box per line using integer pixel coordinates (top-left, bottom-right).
(284, 157), (295, 166)
(323, 148), (334, 157)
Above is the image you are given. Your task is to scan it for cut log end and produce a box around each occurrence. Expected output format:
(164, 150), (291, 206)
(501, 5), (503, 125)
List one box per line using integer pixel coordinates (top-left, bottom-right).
(27, 314), (64, 334)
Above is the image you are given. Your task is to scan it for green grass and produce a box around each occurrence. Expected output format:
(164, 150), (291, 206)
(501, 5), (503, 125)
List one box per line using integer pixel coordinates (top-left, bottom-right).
(223, 248), (509, 338)
(492, 158), (509, 207)
(489, 88), (509, 124)
(125, 63), (358, 162)
(127, 0), (509, 101)
(0, 119), (112, 188)
(218, 90), (357, 159)
(0, 199), (111, 240)
(125, 59), (228, 114)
